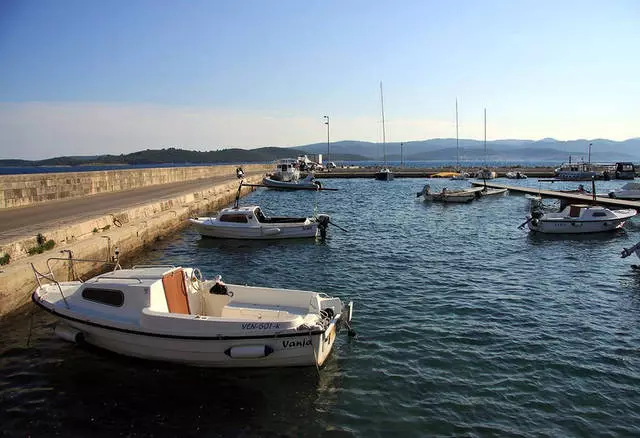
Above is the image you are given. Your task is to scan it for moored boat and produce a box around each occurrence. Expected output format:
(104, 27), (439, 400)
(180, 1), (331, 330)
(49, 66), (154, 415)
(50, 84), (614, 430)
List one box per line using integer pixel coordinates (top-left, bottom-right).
(374, 167), (394, 181)
(416, 184), (481, 203)
(31, 255), (355, 368)
(526, 204), (637, 234)
(262, 173), (323, 190)
(189, 205), (330, 239)
(609, 182), (640, 200)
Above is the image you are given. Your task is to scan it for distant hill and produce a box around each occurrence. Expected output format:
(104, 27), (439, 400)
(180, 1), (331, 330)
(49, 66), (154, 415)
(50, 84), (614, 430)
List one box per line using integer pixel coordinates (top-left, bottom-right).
(1, 138), (638, 167)
(0, 147), (367, 167)
(294, 138), (640, 161)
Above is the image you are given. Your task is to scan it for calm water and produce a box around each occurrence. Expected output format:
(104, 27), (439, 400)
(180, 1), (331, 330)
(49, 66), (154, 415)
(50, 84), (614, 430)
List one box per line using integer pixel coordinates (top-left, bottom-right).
(2, 177), (640, 437)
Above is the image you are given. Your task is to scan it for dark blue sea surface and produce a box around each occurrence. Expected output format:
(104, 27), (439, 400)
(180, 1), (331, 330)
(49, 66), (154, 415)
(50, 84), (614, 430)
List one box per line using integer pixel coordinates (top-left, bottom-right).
(2, 177), (640, 437)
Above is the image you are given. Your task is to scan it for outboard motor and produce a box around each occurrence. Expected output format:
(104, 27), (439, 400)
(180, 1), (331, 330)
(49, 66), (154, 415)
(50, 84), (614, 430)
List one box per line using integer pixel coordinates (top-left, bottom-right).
(317, 214), (330, 240)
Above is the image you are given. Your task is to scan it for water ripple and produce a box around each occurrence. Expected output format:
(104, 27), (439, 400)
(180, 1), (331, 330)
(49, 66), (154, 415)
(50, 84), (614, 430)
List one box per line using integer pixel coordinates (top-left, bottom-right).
(3, 178), (640, 436)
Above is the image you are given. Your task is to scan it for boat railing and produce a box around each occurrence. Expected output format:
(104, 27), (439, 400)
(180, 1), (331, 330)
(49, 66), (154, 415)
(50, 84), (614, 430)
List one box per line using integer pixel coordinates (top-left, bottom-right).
(131, 264), (177, 269)
(92, 276), (143, 284)
(31, 250), (122, 309)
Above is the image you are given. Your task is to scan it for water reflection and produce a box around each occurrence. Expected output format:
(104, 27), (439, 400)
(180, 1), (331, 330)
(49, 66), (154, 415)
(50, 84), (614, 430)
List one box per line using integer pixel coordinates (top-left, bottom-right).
(0, 307), (345, 437)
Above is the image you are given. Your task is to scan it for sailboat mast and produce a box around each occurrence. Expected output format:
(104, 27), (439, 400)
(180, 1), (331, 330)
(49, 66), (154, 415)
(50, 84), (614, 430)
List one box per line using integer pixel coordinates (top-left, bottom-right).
(455, 98), (459, 169)
(483, 108), (487, 167)
(380, 81), (386, 164)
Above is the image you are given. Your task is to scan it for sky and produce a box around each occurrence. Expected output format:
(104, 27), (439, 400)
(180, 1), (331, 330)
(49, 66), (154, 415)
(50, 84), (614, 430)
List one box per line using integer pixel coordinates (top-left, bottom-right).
(0, 0), (639, 160)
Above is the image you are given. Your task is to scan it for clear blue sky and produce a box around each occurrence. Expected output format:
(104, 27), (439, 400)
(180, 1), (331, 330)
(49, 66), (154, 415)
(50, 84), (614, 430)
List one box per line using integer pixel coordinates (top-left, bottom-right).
(0, 0), (638, 159)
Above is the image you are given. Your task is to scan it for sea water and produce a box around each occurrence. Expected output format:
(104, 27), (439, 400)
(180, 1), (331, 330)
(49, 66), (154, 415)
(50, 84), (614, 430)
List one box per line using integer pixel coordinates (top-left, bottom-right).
(2, 177), (640, 437)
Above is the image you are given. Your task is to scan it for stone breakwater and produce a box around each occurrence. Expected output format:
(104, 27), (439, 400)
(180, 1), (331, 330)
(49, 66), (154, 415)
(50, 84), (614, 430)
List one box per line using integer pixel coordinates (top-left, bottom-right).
(0, 174), (262, 317)
(0, 164), (269, 209)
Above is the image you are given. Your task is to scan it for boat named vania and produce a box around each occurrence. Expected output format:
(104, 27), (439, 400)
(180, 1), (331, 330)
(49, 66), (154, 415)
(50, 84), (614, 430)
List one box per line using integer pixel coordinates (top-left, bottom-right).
(31, 254), (355, 368)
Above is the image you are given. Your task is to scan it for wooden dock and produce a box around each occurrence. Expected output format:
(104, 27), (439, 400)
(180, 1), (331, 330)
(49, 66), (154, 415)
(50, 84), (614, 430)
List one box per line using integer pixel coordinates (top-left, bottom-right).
(470, 181), (640, 209)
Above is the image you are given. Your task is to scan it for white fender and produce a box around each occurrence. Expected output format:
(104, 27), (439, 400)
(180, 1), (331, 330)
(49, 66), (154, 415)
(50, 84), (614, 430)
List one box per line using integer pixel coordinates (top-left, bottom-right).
(55, 324), (85, 344)
(224, 345), (274, 359)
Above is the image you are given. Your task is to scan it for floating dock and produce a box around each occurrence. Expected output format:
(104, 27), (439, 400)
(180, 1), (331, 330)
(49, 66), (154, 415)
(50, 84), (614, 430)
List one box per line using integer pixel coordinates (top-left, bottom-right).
(470, 181), (640, 209)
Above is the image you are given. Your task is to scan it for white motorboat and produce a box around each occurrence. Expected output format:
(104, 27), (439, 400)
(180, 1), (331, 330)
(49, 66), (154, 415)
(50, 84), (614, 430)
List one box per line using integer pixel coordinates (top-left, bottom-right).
(267, 158), (301, 182)
(526, 204), (637, 234)
(553, 161), (597, 181)
(505, 171), (527, 179)
(609, 182), (640, 200)
(189, 205), (330, 239)
(475, 168), (497, 180)
(374, 167), (394, 181)
(262, 173), (323, 190)
(416, 184), (481, 203)
(31, 256), (355, 368)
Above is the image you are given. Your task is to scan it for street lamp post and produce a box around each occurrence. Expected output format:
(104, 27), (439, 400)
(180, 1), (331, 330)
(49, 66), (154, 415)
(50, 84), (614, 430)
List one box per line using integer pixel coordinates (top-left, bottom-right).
(401, 142), (404, 167)
(323, 115), (330, 164)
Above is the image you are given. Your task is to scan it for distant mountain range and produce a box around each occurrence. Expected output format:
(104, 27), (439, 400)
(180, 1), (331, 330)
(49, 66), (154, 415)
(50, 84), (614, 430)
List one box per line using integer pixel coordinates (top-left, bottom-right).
(295, 138), (640, 162)
(1, 138), (638, 167)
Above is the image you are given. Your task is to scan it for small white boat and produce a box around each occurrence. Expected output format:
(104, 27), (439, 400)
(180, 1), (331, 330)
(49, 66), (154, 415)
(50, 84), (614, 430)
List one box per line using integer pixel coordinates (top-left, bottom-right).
(479, 187), (508, 197)
(416, 184), (481, 203)
(189, 205), (330, 239)
(262, 173), (322, 190)
(609, 182), (640, 200)
(475, 168), (497, 180)
(505, 171), (527, 179)
(267, 158), (301, 182)
(374, 167), (394, 181)
(451, 171), (470, 180)
(526, 204), (637, 234)
(31, 256), (355, 368)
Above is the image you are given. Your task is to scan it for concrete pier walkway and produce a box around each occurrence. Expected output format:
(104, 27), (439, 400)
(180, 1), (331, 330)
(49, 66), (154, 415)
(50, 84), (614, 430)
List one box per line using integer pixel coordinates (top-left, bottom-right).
(0, 168), (266, 317)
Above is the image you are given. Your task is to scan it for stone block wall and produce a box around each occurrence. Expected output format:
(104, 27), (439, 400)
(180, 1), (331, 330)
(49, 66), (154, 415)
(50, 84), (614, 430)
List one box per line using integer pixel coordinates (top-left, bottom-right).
(0, 164), (268, 209)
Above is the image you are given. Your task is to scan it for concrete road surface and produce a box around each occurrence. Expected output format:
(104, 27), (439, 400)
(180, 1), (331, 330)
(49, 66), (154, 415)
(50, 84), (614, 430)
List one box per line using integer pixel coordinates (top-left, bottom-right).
(0, 172), (260, 246)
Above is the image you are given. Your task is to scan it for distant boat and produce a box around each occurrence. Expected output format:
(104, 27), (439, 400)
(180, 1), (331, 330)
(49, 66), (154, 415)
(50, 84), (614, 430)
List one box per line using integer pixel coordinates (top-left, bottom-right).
(374, 81), (394, 181)
(451, 99), (469, 180)
(416, 184), (483, 203)
(266, 158), (300, 182)
(609, 182), (640, 200)
(262, 173), (323, 191)
(475, 108), (496, 180)
(506, 171), (527, 179)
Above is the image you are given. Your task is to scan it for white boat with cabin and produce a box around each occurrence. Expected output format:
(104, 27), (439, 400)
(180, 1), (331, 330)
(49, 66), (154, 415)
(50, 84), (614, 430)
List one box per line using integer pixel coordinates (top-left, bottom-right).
(526, 204), (637, 234)
(189, 205), (330, 239)
(262, 173), (323, 190)
(31, 256), (355, 368)
(554, 161), (598, 181)
(268, 158), (301, 182)
(608, 182), (640, 200)
(506, 171), (527, 179)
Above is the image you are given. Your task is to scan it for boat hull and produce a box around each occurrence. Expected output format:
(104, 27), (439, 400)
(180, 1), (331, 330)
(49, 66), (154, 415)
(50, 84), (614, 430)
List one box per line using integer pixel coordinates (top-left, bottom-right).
(262, 177), (320, 190)
(423, 193), (475, 203)
(52, 319), (339, 368)
(189, 219), (317, 239)
(374, 172), (394, 181)
(528, 217), (629, 234)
